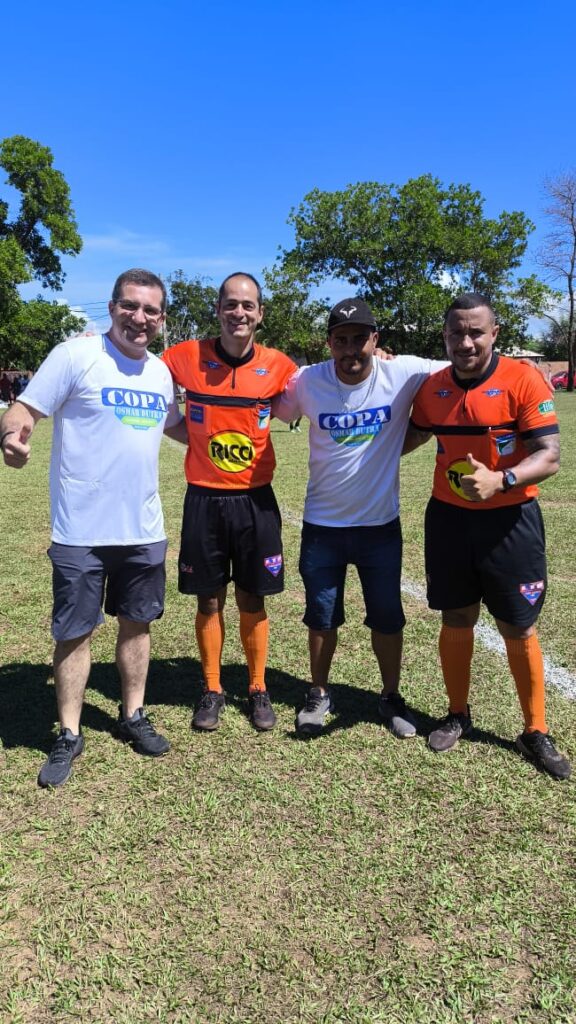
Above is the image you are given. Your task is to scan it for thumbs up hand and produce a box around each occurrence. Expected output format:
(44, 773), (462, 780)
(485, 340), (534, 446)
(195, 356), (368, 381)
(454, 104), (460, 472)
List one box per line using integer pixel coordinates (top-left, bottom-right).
(459, 453), (503, 502)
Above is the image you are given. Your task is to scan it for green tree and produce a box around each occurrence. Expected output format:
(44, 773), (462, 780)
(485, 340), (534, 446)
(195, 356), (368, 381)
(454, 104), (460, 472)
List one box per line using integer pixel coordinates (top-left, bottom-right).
(537, 171), (576, 392)
(259, 266), (330, 363)
(2, 298), (86, 370)
(282, 176), (553, 355)
(0, 135), (82, 368)
(165, 272), (220, 344)
(539, 316), (573, 361)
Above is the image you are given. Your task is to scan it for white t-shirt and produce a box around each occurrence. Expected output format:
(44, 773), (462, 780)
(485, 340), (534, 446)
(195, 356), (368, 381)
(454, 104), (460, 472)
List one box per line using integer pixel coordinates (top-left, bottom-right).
(22, 334), (180, 545)
(273, 355), (444, 527)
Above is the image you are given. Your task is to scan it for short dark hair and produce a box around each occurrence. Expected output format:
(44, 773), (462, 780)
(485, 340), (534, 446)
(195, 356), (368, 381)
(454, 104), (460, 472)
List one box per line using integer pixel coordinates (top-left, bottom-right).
(217, 272), (263, 307)
(444, 292), (496, 325)
(111, 269), (167, 311)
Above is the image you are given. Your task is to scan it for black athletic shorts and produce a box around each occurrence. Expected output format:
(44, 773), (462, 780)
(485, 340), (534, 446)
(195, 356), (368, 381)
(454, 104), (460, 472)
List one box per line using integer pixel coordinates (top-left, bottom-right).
(424, 497), (547, 627)
(178, 483), (284, 596)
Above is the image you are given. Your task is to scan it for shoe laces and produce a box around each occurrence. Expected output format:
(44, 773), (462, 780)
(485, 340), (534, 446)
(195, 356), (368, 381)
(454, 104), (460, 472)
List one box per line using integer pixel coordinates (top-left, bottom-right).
(48, 734), (76, 764)
(305, 689), (327, 711)
(530, 731), (558, 754)
(198, 690), (222, 709)
(442, 710), (468, 729)
(251, 691), (270, 707)
(129, 713), (157, 738)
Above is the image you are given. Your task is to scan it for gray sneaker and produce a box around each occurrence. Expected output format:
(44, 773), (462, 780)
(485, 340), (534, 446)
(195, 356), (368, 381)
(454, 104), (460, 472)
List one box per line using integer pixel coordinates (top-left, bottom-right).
(428, 707), (472, 752)
(378, 691), (417, 738)
(38, 728), (84, 788)
(296, 687), (334, 736)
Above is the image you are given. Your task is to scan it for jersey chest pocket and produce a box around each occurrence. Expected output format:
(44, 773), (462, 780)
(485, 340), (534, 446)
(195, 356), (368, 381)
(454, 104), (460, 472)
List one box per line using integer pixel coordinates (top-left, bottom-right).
(491, 430), (518, 462)
(256, 402), (271, 431)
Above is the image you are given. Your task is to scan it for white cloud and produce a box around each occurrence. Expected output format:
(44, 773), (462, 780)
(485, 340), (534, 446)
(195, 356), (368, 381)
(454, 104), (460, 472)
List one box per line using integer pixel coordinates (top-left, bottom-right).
(82, 230), (170, 256)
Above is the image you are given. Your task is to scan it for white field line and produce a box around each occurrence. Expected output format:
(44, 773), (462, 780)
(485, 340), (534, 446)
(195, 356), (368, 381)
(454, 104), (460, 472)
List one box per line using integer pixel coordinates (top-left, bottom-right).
(400, 580), (576, 700)
(277, 502), (576, 701)
(160, 440), (576, 701)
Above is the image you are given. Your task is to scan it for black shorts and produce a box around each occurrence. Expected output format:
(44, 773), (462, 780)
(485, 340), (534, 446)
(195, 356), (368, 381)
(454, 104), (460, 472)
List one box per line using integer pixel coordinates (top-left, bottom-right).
(424, 497), (547, 627)
(48, 541), (167, 641)
(178, 484), (284, 596)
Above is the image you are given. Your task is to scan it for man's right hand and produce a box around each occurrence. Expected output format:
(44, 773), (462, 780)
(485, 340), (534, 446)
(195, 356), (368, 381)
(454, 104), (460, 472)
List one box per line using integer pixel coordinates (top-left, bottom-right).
(2, 424), (32, 468)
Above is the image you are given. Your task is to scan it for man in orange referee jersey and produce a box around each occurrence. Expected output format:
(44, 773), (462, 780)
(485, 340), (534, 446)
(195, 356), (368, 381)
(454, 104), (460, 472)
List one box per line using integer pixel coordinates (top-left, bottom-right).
(162, 273), (296, 733)
(407, 293), (570, 779)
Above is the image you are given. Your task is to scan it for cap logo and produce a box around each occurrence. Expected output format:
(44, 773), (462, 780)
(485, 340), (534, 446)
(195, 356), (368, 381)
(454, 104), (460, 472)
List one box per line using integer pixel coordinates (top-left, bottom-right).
(340, 305), (357, 319)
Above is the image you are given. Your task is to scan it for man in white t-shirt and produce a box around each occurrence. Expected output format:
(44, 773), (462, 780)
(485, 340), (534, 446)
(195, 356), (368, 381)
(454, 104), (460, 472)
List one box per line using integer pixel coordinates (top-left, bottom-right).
(0, 269), (182, 787)
(273, 298), (445, 737)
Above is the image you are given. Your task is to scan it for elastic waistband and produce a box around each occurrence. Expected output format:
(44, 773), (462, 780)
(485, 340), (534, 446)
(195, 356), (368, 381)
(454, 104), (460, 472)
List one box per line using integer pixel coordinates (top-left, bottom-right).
(186, 482), (274, 498)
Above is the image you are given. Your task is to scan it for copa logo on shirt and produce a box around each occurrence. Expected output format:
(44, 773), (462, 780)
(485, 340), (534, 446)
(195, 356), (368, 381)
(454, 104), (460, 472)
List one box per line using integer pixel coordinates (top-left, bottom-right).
(208, 431), (255, 473)
(318, 405), (391, 447)
(102, 388), (168, 430)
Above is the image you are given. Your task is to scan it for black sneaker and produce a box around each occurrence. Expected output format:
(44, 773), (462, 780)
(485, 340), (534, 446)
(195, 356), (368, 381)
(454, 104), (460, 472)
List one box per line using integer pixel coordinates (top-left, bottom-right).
(117, 707), (170, 756)
(192, 689), (225, 731)
(249, 691), (277, 731)
(516, 730), (571, 780)
(38, 728), (84, 788)
(428, 707), (472, 752)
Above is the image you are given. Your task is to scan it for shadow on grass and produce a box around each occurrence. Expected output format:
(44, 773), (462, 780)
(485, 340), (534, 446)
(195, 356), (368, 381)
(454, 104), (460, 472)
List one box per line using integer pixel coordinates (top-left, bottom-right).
(0, 660), (517, 756)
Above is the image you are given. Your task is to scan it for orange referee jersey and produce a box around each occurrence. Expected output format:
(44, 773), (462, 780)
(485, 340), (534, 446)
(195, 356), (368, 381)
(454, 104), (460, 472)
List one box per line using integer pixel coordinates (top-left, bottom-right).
(162, 338), (296, 490)
(410, 353), (559, 509)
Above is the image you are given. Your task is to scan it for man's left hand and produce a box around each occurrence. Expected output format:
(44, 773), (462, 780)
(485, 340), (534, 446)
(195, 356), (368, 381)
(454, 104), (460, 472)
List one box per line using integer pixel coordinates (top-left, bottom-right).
(460, 454), (503, 502)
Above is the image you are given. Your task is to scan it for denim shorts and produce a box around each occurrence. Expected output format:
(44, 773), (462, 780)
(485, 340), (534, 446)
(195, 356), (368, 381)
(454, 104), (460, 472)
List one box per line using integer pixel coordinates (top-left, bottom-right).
(299, 519), (406, 634)
(48, 541), (167, 641)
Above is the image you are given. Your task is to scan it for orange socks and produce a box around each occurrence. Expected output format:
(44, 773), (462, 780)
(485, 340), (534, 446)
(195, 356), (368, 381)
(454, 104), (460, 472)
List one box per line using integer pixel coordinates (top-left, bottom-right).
(195, 611), (225, 692)
(505, 633), (547, 733)
(439, 626), (474, 714)
(239, 610), (269, 693)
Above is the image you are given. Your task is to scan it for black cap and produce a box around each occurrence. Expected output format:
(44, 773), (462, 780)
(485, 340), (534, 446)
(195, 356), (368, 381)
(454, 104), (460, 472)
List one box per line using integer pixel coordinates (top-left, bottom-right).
(327, 298), (377, 334)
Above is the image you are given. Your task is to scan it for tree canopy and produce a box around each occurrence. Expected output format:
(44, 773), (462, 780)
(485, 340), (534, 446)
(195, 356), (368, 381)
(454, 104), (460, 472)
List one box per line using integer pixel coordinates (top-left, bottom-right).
(0, 135), (83, 369)
(537, 171), (576, 391)
(281, 175), (552, 355)
(164, 272), (220, 344)
(258, 267), (330, 363)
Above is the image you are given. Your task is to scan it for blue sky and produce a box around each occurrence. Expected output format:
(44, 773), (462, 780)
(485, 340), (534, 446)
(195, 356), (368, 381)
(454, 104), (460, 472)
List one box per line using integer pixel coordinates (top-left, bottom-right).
(2, 0), (575, 331)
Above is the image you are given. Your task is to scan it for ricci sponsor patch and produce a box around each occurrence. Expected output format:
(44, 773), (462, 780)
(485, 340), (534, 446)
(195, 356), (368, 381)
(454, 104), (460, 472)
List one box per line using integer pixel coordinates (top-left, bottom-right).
(208, 431), (254, 473)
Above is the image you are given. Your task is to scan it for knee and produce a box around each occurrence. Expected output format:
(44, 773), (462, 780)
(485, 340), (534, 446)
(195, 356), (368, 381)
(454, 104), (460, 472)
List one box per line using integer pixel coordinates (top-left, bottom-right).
(495, 619), (535, 641)
(442, 606), (480, 629)
(117, 617), (150, 639)
(198, 589), (227, 616)
(235, 587), (264, 614)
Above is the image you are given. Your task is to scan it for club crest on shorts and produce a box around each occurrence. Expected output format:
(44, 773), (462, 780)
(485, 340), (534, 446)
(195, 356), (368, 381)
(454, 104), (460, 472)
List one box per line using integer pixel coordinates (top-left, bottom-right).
(519, 580), (544, 605)
(264, 554), (283, 577)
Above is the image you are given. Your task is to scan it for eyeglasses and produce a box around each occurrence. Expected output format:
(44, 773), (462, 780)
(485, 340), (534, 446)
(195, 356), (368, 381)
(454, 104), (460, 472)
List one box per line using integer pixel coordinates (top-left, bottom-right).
(115, 300), (164, 320)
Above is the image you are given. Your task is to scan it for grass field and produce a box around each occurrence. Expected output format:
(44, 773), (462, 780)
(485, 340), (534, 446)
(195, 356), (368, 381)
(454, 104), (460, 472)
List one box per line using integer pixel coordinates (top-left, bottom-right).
(0, 395), (575, 1024)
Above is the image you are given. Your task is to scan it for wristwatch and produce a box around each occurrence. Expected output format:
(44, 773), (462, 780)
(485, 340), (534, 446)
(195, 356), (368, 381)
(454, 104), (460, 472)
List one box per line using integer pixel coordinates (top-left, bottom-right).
(501, 469), (517, 492)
